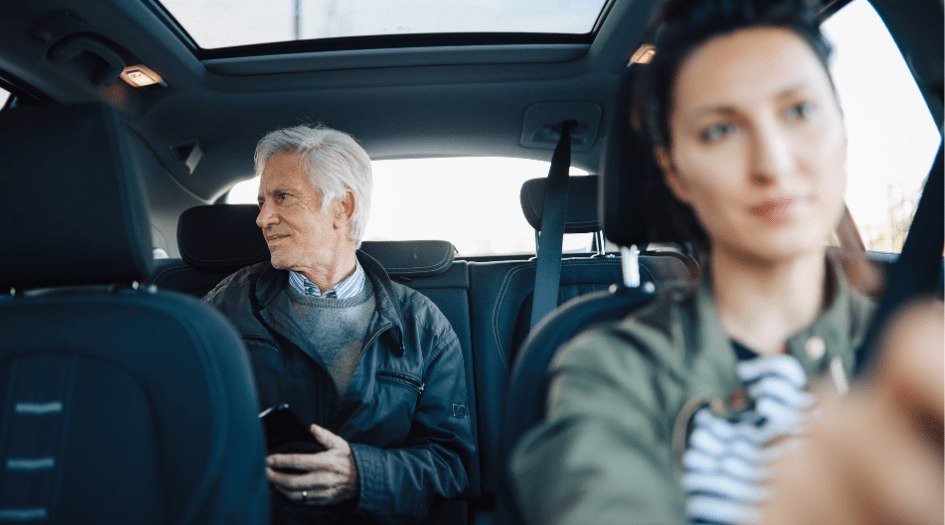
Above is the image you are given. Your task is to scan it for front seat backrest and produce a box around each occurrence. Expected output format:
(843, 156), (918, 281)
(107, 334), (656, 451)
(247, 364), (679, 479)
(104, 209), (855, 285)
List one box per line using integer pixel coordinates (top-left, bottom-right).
(0, 104), (269, 524)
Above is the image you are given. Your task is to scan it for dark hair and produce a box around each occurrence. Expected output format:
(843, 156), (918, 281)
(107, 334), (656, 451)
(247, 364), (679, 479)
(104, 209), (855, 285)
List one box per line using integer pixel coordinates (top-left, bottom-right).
(642, 0), (831, 148)
(631, 0), (832, 247)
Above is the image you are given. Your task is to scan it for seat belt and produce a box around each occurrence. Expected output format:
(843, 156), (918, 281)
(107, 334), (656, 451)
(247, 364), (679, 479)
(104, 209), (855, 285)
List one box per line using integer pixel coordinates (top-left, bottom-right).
(856, 144), (943, 375)
(530, 121), (573, 330)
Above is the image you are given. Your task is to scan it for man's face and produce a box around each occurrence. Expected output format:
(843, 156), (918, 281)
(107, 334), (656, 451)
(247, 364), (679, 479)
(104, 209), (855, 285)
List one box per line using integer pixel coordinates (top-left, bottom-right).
(256, 153), (339, 271)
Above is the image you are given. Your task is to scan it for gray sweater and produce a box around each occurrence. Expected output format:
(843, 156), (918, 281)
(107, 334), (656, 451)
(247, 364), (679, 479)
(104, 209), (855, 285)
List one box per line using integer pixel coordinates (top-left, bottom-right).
(286, 277), (376, 398)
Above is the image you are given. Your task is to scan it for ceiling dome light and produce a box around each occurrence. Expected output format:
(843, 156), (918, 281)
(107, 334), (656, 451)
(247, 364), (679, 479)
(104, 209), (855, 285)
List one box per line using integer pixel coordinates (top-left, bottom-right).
(120, 65), (165, 88)
(630, 44), (656, 64)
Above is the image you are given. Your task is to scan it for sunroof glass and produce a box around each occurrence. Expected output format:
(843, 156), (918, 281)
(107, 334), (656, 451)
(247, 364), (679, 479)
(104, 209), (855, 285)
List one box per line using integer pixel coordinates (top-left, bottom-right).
(158, 0), (609, 49)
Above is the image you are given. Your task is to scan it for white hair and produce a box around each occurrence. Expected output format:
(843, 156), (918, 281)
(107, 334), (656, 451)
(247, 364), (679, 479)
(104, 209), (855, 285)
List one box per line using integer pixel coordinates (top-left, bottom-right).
(255, 124), (372, 248)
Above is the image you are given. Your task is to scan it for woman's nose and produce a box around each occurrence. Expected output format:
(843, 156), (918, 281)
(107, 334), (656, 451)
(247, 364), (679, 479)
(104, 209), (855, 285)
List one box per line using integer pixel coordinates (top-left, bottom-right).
(750, 124), (797, 185)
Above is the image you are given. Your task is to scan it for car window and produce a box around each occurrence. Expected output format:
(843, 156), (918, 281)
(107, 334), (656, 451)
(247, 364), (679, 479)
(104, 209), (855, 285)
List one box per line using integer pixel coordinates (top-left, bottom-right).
(227, 157), (593, 256)
(0, 87), (9, 109)
(159, 0), (608, 49)
(822, 0), (941, 253)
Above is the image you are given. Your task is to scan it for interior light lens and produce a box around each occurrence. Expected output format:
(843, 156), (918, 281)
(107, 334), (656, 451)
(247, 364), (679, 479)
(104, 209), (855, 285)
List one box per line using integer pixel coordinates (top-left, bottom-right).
(630, 44), (656, 64)
(120, 65), (164, 88)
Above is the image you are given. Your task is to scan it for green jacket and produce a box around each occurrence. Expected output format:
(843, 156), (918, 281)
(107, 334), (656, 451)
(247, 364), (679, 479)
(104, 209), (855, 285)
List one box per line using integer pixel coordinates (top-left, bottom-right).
(510, 265), (875, 525)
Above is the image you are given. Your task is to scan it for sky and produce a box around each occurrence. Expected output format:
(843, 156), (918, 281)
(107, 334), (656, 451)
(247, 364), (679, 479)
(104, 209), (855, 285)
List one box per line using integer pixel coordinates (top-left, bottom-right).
(208, 0), (940, 255)
(160, 0), (606, 48)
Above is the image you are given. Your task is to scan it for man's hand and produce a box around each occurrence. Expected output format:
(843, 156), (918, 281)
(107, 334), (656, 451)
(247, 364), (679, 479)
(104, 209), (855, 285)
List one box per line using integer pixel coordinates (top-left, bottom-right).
(266, 424), (360, 506)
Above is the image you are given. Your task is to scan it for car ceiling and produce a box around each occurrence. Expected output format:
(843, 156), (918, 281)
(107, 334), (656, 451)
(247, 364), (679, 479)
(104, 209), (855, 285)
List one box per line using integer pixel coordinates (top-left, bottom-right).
(0, 0), (657, 202)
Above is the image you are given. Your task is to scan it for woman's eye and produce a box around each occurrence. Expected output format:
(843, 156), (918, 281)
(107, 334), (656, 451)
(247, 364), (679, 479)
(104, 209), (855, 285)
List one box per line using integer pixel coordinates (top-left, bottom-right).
(700, 122), (734, 143)
(786, 101), (817, 121)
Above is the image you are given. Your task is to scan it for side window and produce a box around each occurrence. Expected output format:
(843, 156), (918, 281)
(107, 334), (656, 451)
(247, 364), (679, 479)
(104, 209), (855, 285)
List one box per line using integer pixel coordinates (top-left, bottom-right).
(822, 0), (941, 253)
(0, 87), (9, 109)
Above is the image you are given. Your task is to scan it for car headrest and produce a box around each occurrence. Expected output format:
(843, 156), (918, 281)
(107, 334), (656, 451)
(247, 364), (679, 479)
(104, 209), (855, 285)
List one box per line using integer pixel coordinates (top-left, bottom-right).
(599, 65), (689, 246)
(178, 205), (271, 272)
(0, 104), (153, 289)
(520, 175), (600, 234)
(178, 204), (455, 278)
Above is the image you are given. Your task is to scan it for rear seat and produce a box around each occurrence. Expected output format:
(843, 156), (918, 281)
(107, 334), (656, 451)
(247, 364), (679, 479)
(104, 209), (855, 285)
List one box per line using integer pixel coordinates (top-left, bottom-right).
(150, 204), (481, 487)
(153, 187), (694, 523)
(465, 176), (693, 510)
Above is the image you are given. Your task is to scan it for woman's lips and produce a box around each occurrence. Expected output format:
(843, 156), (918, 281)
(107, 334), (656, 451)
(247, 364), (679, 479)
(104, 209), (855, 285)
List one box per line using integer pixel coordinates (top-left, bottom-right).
(750, 198), (794, 225)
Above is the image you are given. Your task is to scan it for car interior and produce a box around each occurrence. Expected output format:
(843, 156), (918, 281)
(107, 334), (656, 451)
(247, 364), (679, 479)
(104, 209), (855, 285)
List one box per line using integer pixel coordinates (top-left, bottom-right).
(0, 0), (941, 523)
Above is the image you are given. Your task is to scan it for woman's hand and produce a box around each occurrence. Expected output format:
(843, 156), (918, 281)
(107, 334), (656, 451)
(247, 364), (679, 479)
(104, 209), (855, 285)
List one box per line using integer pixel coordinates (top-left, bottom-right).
(266, 424), (360, 506)
(761, 300), (943, 525)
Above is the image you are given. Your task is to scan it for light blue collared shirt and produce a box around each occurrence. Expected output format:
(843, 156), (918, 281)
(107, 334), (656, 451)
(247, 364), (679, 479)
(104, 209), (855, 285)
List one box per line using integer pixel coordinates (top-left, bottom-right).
(288, 258), (366, 299)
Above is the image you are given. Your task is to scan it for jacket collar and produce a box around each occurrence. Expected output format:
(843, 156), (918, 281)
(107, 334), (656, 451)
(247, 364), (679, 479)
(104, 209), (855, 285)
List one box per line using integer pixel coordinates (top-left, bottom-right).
(253, 250), (406, 350)
(355, 249), (406, 336)
(690, 257), (865, 380)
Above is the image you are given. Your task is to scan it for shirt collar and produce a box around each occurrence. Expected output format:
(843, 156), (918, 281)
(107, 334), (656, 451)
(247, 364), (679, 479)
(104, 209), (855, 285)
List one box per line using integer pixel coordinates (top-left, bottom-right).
(288, 258), (366, 299)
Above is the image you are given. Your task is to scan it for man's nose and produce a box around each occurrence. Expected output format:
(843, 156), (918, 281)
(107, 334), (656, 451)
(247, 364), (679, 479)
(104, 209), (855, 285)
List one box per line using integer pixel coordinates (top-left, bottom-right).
(257, 200), (277, 229)
(750, 123), (796, 185)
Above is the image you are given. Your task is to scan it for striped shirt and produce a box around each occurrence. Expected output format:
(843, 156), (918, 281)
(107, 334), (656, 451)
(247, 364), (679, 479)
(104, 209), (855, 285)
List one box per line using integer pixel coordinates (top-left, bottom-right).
(288, 259), (366, 299)
(682, 344), (814, 524)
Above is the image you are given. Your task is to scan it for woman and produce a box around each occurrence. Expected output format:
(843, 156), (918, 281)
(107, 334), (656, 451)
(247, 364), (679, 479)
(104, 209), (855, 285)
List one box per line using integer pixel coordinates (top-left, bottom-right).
(510, 0), (876, 523)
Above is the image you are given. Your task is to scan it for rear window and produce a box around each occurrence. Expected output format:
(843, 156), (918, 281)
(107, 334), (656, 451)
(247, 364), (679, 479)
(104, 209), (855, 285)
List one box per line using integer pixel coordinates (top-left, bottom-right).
(227, 157), (592, 256)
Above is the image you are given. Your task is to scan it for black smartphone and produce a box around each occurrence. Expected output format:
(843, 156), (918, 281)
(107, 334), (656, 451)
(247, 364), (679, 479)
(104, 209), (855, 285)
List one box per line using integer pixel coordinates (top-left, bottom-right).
(259, 404), (327, 456)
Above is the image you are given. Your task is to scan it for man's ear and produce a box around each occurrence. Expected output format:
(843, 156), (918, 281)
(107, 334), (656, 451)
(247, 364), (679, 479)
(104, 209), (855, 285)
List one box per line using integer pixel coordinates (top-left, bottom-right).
(654, 146), (691, 204)
(332, 189), (356, 229)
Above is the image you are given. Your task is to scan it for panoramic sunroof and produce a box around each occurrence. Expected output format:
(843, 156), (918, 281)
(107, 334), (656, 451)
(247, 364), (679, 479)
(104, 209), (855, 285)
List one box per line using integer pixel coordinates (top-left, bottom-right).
(158, 0), (610, 50)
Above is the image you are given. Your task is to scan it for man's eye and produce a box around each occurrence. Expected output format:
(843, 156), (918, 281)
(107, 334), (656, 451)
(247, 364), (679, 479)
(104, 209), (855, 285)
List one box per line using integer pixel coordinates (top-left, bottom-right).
(700, 122), (734, 143)
(278, 192), (290, 201)
(785, 101), (817, 121)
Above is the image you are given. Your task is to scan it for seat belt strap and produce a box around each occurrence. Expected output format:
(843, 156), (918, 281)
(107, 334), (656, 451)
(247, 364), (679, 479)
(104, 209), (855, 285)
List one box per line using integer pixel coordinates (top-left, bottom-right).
(530, 121), (572, 330)
(856, 145), (943, 375)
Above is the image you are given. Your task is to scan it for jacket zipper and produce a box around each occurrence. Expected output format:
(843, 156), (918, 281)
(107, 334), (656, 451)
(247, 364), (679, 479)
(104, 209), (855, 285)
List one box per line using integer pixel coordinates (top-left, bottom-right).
(361, 323), (393, 355)
(376, 371), (425, 395)
(242, 334), (280, 351)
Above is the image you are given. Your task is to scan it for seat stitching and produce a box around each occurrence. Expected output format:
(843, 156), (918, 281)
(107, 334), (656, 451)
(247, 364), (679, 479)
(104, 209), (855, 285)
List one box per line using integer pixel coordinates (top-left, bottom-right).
(491, 263), (535, 372)
(490, 258), (625, 373)
(379, 247), (453, 273)
(151, 264), (193, 282)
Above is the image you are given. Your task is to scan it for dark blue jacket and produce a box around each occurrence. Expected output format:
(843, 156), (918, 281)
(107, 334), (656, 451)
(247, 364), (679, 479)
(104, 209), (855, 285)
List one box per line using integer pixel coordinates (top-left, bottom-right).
(204, 251), (473, 524)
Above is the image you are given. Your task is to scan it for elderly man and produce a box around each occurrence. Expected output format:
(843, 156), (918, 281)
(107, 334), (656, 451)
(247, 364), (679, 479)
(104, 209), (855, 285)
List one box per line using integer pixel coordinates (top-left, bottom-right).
(204, 125), (473, 524)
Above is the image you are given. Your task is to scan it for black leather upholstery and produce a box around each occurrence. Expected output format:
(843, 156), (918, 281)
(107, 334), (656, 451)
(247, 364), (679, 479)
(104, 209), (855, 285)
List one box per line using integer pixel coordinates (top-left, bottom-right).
(520, 176), (600, 233)
(466, 254), (690, 497)
(598, 65), (695, 246)
(0, 104), (269, 524)
(0, 104), (153, 289)
(174, 203), (455, 278)
(178, 205), (270, 272)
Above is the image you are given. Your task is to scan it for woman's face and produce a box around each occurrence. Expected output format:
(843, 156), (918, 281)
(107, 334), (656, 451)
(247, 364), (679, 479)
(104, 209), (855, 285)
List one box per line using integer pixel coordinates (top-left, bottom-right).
(657, 27), (847, 264)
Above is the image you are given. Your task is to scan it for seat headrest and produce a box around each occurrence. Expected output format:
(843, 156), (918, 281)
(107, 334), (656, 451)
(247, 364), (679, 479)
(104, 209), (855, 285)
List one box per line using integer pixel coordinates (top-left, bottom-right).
(0, 104), (153, 289)
(599, 65), (689, 246)
(178, 204), (455, 278)
(520, 175), (600, 234)
(178, 205), (270, 271)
